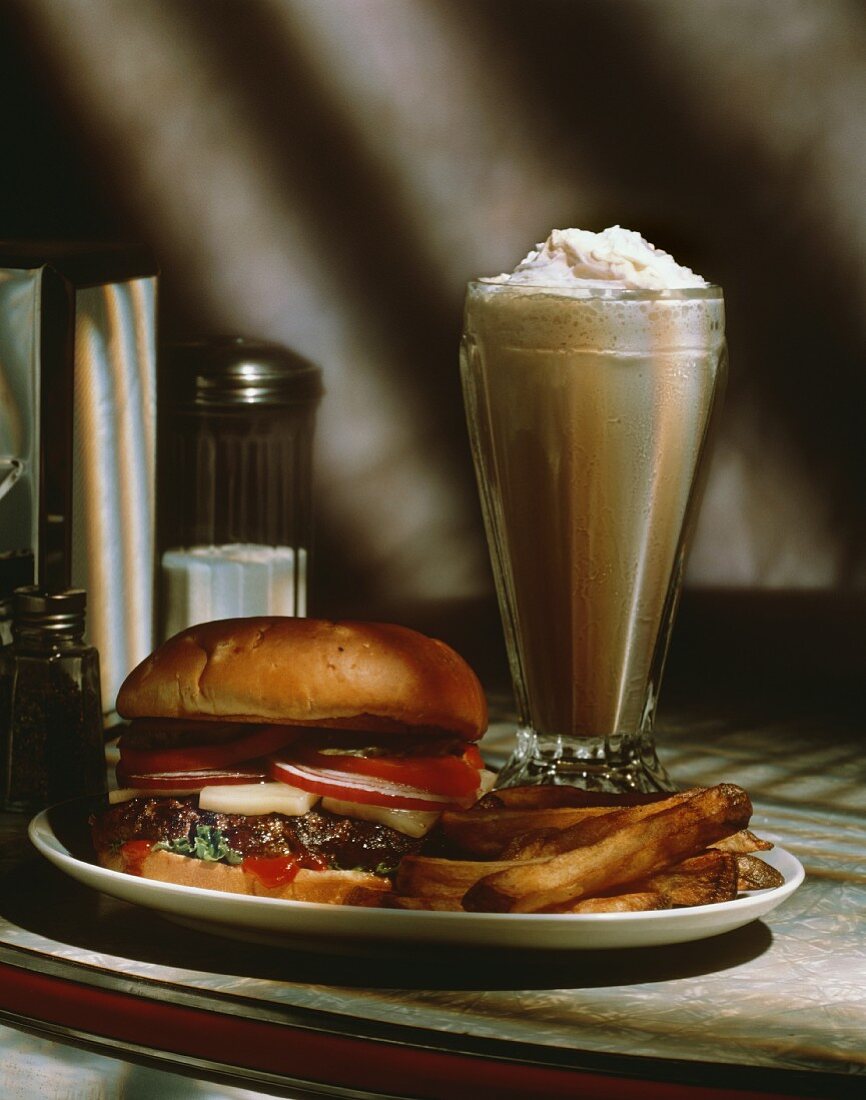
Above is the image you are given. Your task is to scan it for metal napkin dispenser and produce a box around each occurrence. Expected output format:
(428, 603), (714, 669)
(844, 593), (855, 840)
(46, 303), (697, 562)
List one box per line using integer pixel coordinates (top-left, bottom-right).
(0, 242), (158, 713)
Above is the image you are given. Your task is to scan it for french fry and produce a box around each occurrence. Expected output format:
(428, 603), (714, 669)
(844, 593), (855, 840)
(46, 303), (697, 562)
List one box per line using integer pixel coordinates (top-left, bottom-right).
(560, 891), (671, 914)
(345, 886), (394, 908)
(438, 805), (619, 859)
(395, 854), (521, 899)
(500, 827), (560, 861)
(500, 790), (700, 861)
(634, 849), (738, 907)
(391, 852), (776, 911)
(526, 851), (738, 911)
(385, 894), (465, 911)
(736, 853), (785, 891)
(710, 829), (773, 854)
(462, 784), (752, 913)
(477, 786), (676, 811)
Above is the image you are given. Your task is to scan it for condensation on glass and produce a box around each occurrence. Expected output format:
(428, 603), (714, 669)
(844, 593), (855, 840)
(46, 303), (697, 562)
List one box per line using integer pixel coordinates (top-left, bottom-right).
(157, 337), (323, 641)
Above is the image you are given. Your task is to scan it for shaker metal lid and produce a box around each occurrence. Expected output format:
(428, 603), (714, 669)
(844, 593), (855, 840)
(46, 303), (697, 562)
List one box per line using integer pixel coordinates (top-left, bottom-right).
(12, 587), (86, 633)
(161, 336), (323, 407)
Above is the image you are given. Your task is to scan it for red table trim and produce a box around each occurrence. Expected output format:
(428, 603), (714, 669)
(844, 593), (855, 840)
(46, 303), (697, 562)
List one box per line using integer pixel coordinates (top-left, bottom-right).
(0, 961), (808, 1099)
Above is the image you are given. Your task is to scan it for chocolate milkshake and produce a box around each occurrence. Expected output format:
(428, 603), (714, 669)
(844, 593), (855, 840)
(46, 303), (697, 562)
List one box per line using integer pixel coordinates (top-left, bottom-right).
(461, 228), (726, 790)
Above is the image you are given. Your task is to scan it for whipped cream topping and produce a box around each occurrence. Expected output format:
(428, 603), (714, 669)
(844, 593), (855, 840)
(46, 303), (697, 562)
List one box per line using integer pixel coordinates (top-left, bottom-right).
(489, 226), (708, 291)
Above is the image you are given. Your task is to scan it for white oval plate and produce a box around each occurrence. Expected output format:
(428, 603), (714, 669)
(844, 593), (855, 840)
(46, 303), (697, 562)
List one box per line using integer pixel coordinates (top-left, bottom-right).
(29, 806), (804, 953)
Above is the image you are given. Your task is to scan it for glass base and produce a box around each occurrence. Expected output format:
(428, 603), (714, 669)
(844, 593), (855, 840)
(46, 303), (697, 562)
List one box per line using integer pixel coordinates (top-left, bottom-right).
(495, 728), (676, 793)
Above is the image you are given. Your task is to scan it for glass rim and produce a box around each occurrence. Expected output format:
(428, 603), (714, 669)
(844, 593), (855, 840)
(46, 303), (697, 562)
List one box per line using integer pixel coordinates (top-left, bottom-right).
(467, 279), (723, 300)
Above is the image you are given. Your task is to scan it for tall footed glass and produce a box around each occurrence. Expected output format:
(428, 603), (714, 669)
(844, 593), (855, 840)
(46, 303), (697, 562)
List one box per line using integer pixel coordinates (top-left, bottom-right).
(461, 281), (726, 791)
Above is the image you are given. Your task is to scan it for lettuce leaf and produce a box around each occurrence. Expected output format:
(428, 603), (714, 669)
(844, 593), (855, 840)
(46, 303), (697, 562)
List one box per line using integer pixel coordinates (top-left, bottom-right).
(154, 825), (243, 865)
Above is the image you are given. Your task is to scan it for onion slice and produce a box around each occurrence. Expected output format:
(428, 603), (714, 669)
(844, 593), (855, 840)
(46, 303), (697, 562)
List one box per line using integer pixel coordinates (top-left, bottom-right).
(115, 765), (267, 792)
(268, 757), (473, 810)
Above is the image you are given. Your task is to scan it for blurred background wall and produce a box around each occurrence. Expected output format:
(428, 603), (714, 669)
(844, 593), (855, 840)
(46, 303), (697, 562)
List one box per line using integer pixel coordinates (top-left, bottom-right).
(2, 0), (865, 627)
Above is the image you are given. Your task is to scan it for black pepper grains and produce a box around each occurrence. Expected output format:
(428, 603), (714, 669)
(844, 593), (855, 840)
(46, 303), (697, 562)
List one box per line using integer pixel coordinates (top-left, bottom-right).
(0, 588), (107, 811)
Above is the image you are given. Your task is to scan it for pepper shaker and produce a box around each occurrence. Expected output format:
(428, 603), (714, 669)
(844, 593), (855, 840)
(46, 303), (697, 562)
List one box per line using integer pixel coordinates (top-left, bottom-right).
(0, 587), (107, 811)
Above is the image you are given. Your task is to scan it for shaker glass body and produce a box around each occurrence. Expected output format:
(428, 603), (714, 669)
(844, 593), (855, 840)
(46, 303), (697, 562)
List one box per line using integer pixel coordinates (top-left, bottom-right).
(158, 339), (321, 640)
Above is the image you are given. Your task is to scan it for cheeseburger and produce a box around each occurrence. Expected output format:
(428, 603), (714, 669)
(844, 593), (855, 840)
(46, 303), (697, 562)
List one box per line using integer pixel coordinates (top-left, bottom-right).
(91, 618), (490, 905)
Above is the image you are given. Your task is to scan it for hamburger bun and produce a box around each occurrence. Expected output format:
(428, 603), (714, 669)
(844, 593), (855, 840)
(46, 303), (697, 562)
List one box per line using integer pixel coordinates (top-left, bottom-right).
(117, 617), (487, 741)
(99, 847), (390, 906)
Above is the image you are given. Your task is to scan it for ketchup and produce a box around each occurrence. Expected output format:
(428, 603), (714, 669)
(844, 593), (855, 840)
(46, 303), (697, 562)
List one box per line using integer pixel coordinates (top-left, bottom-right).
(242, 852), (328, 890)
(121, 840), (154, 876)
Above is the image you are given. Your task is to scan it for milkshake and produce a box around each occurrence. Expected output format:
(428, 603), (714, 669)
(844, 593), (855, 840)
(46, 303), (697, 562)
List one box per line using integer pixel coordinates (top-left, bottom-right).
(461, 228), (726, 790)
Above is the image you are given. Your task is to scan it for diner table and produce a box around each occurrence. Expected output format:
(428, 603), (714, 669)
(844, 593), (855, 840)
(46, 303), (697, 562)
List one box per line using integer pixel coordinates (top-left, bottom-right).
(0, 592), (863, 1099)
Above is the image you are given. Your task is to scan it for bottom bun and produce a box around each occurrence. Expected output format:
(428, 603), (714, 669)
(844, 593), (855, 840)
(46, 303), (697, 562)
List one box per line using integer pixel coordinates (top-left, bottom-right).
(100, 849), (391, 906)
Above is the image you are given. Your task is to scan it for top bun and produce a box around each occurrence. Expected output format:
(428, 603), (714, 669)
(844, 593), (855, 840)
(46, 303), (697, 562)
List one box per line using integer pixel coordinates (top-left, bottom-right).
(117, 618), (487, 741)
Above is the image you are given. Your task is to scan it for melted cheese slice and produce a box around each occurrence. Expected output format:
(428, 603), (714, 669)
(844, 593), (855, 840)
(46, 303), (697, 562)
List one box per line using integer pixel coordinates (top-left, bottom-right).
(198, 782), (320, 816)
(320, 797), (441, 837)
(109, 787), (198, 804)
(321, 771), (498, 838)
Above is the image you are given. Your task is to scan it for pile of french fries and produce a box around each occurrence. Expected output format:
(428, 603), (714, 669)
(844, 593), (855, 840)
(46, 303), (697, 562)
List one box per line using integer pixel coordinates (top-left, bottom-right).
(389, 783), (783, 914)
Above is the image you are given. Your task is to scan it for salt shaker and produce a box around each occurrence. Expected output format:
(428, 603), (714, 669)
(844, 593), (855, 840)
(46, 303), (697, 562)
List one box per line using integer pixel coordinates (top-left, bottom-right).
(157, 337), (323, 641)
(0, 587), (106, 811)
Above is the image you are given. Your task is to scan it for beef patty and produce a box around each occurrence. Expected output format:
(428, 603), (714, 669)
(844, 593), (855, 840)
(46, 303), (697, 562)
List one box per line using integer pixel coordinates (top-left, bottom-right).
(91, 797), (423, 874)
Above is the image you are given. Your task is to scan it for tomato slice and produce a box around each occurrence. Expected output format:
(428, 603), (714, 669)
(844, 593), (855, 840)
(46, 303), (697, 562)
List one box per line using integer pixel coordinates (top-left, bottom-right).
(464, 744), (484, 771)
(268, 756), (475, 810)
(119, 725), (298, 775)
(116, 765), (267, 791)
(287, 743), (482, 799)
